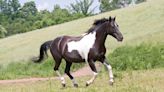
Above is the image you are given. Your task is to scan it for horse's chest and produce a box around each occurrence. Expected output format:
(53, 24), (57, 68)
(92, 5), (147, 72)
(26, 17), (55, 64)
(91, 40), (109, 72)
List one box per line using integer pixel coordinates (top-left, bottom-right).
(88, 46), (106, 60)
(67, 32), (96, 60)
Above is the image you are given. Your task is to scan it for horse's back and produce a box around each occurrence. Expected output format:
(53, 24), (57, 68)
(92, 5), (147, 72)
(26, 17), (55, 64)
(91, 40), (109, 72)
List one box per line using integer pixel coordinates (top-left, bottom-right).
(50, 36), (64, 56)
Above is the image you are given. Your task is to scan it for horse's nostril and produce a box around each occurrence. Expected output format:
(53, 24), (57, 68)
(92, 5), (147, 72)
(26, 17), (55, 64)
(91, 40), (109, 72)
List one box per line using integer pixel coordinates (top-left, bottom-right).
(118, 36), (123, 41)
(121, 37), (123, 40)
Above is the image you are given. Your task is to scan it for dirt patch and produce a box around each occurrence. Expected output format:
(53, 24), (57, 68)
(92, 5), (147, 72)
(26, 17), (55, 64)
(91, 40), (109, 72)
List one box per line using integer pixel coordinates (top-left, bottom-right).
(0, 63), (102, 84)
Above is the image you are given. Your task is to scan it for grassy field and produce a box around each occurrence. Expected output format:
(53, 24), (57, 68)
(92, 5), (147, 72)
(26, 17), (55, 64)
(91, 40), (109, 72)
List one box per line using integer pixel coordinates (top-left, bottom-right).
(0, 0), (164, 91)
(0, 0), (164, 64)
(0, 0), (164, 92)
(0, 68), (164, 92)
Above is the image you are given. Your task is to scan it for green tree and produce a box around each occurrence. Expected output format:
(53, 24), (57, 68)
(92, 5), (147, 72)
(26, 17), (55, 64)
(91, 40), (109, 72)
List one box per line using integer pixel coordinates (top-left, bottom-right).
(19, 1), (37, 18)
(0, 25), (7, 38)
(52, 5), (71, 24)
(0, 0), (11, 15)
(9, 0), (20, 19)
(69, 0), (95, 16)
(135, 0), (146, 4)
(99, 0), (112, 12)
(99, 0), (145, 12)
(0, 0), (92, 37)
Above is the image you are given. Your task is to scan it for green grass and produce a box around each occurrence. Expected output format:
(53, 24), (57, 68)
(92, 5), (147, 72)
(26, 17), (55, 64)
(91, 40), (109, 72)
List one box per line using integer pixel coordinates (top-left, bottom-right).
(0, 68), (164, 92)
(0, 0), (164, 64)
(0, 58), (84, 80)
(109, 43), (164, 70)
(0, 43), (163, 80)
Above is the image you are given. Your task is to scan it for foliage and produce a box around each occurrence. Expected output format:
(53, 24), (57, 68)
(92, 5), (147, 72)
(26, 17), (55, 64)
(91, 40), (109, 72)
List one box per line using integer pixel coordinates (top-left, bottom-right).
(0, 0), (86, 37)
(109, 44), (164, 71)
(69, 0), (95, 16)
(0, 0), (146, 37)
(0, 25), (7, 38)
(99, 0), (146, 12)
(52, 5), (72, 24)
(19, 1), (37, 18)
(0, 58), (84, 80)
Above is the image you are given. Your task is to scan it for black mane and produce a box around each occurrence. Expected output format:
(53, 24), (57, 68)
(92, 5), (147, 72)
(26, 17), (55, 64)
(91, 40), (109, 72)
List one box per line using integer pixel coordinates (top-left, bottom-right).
(86, 18), (108, 34)
(93, 18), (108, 26)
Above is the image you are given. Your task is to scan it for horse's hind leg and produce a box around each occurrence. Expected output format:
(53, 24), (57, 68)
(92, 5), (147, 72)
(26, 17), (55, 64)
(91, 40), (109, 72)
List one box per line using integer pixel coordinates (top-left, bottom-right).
(50, 37), (66, 87)
(51, 51), (66, 87)
(54, 58), (66, 87)
(65, 61), (78, 87)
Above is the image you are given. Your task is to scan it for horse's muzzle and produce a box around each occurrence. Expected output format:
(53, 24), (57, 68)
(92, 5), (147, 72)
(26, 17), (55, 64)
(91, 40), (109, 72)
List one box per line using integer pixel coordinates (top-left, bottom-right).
(117, 36), (123, 42)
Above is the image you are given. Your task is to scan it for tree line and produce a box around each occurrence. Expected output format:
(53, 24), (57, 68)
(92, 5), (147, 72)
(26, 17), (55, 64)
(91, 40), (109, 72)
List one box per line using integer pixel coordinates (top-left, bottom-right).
(0, 0), (145, 38)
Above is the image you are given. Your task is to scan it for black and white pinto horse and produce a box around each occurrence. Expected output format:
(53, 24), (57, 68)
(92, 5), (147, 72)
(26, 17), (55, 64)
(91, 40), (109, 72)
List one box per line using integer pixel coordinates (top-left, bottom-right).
(35, 16), (123, 87)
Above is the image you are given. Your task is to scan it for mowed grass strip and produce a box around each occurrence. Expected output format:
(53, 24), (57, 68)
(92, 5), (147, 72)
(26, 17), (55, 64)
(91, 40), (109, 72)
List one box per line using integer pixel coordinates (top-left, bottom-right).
(0, 68), (163, 92)
(0, 0), (164, 64)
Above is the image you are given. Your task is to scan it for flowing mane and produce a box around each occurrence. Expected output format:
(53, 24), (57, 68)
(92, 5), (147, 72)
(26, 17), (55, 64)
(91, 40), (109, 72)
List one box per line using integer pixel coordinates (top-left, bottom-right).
(86, 18), (108, 34)
(93, 18), (108, 25)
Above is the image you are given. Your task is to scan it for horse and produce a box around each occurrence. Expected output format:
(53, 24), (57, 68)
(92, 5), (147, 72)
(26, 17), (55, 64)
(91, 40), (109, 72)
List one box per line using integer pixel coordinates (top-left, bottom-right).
(35, 16), (123, 87)
(33, 40), (53, 63)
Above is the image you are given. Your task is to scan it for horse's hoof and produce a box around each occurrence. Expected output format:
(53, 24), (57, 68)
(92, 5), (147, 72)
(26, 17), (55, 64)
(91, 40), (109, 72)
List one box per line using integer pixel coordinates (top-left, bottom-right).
(62, 83), (66, 87)
(109, 81), (114, 86)
(74, 84), (78, 88)
(86, 82), (89, 87)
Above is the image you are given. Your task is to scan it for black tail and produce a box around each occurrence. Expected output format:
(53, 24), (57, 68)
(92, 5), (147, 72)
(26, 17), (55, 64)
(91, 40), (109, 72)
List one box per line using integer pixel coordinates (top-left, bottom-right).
(33, 40), (52, 63)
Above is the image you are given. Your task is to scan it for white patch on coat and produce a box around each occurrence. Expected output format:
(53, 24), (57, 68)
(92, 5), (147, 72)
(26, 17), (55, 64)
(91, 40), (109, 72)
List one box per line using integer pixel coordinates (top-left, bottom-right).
(67, 32), (96, 61)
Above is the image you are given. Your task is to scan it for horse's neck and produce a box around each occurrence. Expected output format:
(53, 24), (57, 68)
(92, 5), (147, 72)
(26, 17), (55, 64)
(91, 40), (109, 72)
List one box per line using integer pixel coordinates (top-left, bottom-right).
(95, 24), (108, 46)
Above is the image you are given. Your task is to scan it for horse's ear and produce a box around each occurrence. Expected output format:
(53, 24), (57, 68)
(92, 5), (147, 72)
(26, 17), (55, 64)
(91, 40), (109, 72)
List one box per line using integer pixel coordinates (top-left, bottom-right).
(113, 16), (116, 21)
(109, 16), (112, 21)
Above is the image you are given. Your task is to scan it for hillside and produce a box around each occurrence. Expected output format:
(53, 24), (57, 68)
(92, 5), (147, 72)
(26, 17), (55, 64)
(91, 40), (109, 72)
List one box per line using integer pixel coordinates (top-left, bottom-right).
(0, 0), (164, 64)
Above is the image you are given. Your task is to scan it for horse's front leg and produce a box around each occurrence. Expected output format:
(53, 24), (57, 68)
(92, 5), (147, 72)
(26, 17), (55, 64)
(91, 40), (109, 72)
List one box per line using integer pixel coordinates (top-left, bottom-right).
(86, 60), (98, 86)
(102, 58), (114, 85)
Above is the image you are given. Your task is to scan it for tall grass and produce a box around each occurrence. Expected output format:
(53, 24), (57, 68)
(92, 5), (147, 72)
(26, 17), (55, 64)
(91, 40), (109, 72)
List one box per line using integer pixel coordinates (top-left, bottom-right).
(109, 43), (164, 70)
(0, 58), (84, 80)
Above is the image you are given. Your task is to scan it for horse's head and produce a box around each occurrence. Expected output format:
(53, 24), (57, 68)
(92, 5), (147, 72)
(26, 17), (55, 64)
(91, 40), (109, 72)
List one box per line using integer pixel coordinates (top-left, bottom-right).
(106, 16), (123, 42)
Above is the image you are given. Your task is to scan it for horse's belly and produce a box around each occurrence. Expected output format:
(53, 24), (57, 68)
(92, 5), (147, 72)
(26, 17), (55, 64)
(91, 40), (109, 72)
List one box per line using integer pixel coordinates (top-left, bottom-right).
(64, 50), (85, 63)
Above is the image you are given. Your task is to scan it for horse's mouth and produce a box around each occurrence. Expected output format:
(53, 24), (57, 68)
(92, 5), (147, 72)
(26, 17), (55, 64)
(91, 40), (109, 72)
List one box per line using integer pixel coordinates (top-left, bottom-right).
(117, 37), (123, 42)
(113, 33), (123, 42)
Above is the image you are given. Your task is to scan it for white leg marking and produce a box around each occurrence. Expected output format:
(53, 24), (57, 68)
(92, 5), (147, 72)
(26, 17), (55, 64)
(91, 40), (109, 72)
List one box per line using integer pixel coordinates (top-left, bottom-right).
(103, 62), (114, 82)
(87, 72), (98, 85)
(72, 79), (78, 85)
(56, 70), (66, 84)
